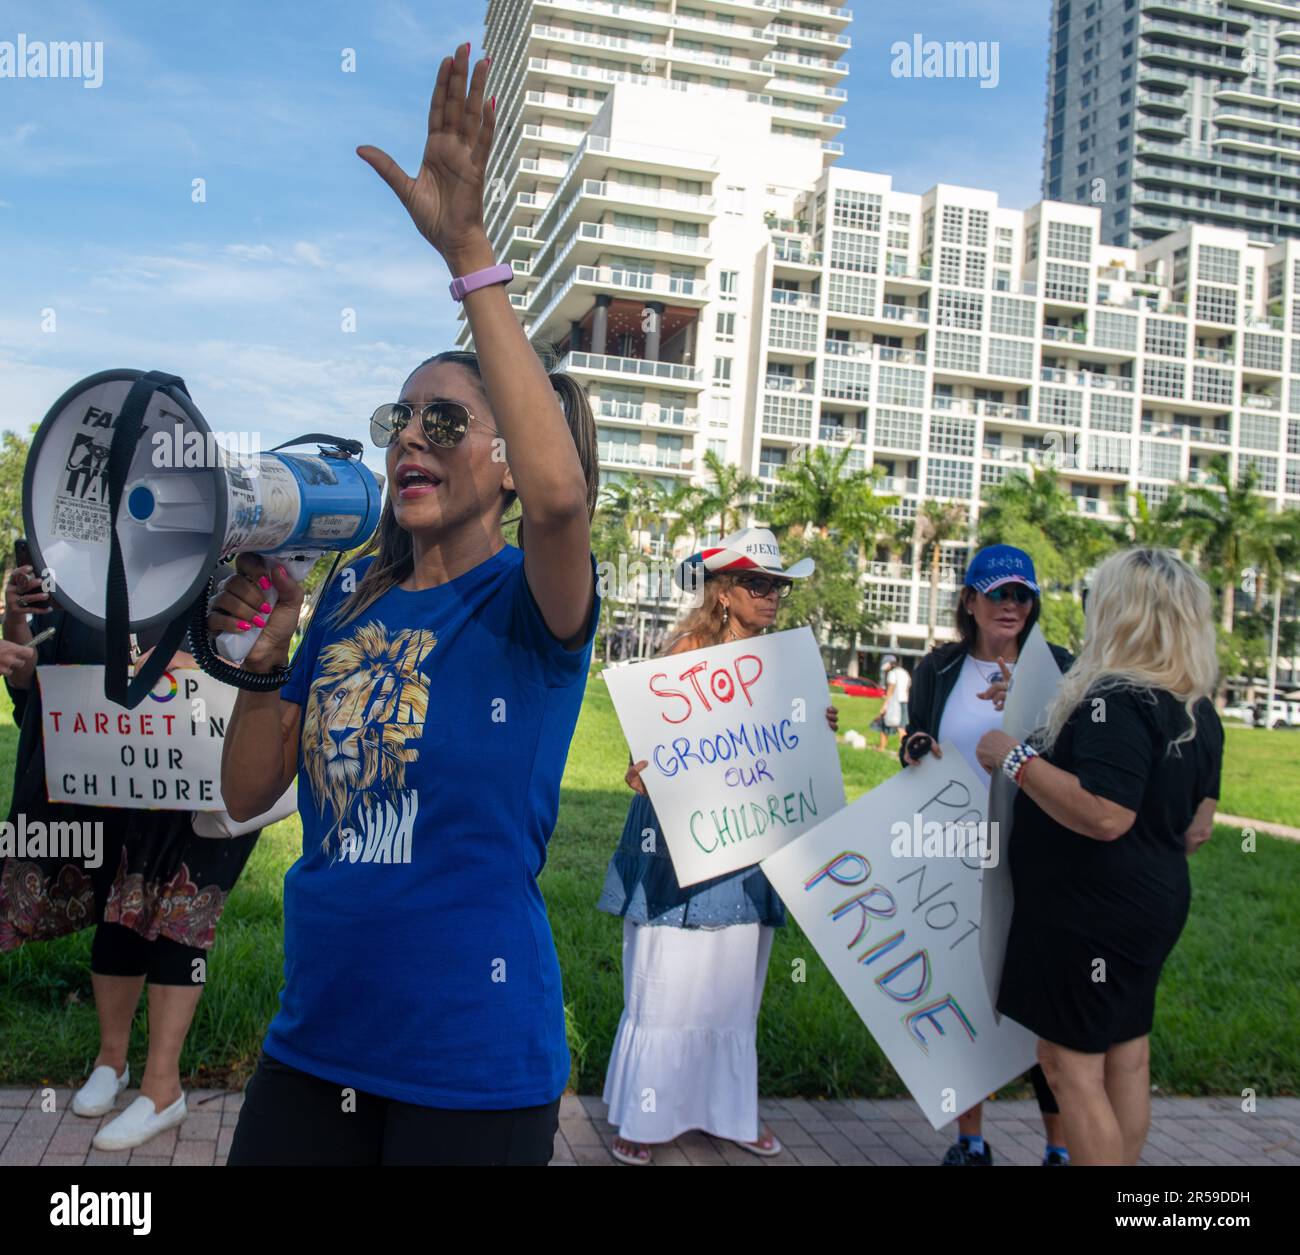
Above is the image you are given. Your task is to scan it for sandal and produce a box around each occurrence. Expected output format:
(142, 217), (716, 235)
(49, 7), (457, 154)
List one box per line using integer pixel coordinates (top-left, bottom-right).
(734, 1126), (783, 1157)
(611, 1136), (653, 1166)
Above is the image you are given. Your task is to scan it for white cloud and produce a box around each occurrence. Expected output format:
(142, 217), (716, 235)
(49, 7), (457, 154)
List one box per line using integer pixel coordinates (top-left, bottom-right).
(292, 241), (327, 268)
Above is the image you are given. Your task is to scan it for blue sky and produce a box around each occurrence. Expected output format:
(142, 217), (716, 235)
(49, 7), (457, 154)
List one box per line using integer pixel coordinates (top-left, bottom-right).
(0, 0), (1051, 465)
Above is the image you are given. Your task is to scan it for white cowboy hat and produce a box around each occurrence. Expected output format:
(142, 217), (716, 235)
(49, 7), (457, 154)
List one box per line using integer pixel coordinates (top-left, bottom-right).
(674, 527), (815, 590)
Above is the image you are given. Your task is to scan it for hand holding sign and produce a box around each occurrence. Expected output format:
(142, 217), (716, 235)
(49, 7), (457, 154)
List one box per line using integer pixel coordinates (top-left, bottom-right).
(603, 627), (846, 887)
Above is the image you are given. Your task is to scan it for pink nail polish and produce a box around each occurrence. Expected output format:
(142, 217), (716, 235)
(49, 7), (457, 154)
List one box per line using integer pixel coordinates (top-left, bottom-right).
(258, 575), (271, 590)
(252, 615), (266, 628)
(237, 621), (250, 632)
(277, 566), (287, 577)
(260, 602), (272, 614)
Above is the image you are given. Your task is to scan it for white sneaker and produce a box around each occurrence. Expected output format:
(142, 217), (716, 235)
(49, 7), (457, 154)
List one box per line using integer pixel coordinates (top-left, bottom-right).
(71, 1064), (130, 1118)
(92, 1094), (188, 1151)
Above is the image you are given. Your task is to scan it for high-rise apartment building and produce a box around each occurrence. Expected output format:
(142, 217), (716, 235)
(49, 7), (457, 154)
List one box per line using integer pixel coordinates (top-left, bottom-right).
(1044, 0), (1300, 248)
(467, 0), (1300, 670)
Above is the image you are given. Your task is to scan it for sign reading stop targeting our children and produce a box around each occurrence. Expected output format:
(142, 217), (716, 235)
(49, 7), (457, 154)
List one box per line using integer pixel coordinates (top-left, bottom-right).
(762, 747), (1037, 1131)
(39, 666), (241, 811)
(603, 627), (846, 888)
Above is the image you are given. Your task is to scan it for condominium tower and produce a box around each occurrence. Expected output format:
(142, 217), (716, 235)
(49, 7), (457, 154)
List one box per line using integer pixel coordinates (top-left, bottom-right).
(468, 0), (1300, 665)
(1043, 0), (1300, 248)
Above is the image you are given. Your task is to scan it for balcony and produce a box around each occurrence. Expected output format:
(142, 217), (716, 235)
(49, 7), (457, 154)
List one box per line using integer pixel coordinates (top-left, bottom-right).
(982, 444), (1047, 466)
(522, 90), (601, 116)
(596, 399), (699, 429)
(560, 351), (704, 386)
(824, 338), (871, 358)
(876, 345), (927, 367)
(770, 23), (852, 47)
(774, 241), (823, 266)
(1074, 497), (1115, 518)
(884, 262), (933, 282)
(1042, 325), (1087, 344)
(1040, 367), (1135, 392)
(770, 288), (820, 309)
(878, 476), (920, 494)
(934, 396), (1033, 423)
(599, 444), (690, 471)
(765, 374), (817, 394)
(574, 221), (712, 257)
(579, 179), (716, 217)
(882, 303), (929, 324)
(819, 424), (868, 445)
(1241, 392), (1281, 410)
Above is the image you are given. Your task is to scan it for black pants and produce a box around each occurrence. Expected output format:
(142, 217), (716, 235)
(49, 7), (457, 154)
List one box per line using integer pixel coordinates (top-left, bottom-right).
(90, 922), (205, 987)
(226, 1052), (561, 1166)
(1028, 1063), (1060, 1116)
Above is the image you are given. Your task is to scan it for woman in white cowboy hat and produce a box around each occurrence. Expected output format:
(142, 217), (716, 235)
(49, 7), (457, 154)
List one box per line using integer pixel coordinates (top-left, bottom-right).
(596, 528), (837, 1165)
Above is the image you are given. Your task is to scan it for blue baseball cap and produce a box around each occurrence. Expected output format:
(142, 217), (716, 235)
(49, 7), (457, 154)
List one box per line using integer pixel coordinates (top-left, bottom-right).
(964, 545), (1040, 596)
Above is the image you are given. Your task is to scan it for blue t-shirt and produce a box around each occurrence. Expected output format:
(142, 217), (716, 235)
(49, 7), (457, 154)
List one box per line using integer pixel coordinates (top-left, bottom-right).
(268, 544), (598, 1109)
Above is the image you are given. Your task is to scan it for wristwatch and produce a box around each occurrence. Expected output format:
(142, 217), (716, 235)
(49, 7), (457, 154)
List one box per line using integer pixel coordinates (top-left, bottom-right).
(449, 262), (514, 302)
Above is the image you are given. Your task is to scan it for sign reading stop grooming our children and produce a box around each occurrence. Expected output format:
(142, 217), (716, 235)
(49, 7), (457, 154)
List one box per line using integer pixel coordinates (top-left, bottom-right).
(762, 748), (1036, 1131)
(603, 627), (846, 888)
(40, 666), (243, 811)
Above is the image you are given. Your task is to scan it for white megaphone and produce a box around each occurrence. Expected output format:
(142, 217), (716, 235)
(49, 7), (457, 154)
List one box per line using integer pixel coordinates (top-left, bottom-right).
(23, 368), (384, 708)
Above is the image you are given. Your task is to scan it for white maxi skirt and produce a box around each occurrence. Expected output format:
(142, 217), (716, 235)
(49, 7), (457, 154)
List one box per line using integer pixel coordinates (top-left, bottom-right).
(602, 918), (775, 1145)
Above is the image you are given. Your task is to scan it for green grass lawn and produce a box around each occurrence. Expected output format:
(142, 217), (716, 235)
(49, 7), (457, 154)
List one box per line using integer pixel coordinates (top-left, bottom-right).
(1, 679), (1297, 1099)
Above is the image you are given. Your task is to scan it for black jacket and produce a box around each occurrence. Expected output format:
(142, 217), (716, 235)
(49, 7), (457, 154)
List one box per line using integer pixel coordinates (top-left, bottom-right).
(898, 639), (1075, 767)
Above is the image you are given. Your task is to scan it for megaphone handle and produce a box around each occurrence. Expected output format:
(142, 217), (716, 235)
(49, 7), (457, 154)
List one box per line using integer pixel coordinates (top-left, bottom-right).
(214, 553), (319, 665)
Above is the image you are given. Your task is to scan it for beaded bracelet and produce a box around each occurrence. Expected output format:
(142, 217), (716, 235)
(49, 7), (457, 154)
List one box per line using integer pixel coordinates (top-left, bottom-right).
(1000, 741), (1038, 785)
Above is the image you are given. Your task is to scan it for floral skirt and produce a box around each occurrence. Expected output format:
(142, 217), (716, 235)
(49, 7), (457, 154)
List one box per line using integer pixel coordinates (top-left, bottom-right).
(0, 799), (258, 953)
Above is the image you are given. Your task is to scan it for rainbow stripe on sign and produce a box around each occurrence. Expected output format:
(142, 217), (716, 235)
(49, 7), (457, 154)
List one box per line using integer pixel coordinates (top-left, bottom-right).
(149, 672), (178, 702)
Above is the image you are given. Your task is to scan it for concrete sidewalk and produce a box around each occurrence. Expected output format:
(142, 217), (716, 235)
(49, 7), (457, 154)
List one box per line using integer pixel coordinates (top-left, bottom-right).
(2, 1088), (1297, 1167)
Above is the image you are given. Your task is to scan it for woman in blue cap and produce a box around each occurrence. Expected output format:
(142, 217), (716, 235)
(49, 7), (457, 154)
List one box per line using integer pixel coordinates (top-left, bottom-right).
(899, 544), (1074, 1165)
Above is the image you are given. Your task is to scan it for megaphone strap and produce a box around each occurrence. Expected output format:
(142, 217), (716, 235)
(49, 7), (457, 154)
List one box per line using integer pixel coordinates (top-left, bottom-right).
(104, 370), (195, 711)
(268, 434), (365, 459)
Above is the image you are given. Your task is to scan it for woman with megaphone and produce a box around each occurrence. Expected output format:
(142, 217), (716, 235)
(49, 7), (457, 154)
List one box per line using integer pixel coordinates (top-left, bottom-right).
(211, 42), (601, 1167)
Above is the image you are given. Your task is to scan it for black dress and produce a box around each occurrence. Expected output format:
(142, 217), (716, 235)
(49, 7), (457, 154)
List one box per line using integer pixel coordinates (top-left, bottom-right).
(0, 611), (260, 954)
(997, 685), (1223, 1053)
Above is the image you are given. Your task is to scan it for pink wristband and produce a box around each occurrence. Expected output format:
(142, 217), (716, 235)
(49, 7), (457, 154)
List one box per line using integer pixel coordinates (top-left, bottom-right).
(449, 262), (513, 301)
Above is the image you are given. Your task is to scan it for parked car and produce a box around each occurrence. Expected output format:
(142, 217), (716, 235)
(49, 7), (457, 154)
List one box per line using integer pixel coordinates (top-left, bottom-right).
(828, 674), (886, 699)
(1222, 703), (1256, 725)
(1251, 699), (1300, 729)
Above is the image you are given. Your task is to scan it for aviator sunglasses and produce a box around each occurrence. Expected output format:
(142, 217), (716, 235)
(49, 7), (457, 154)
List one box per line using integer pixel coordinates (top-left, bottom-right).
(981, 584), (1035, 605)
(370, 400), (497, 449)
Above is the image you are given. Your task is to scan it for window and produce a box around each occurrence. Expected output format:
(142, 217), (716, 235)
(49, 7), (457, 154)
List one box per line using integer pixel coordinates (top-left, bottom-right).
(827, 273), (876, 316)
(1044, 262), (1089, 303)
(1144, 317), (1186, 357)
(760, 394), (813, 439)
(713, 356), (733, 387)
(833, 189), (882, 231)
(930, 415), (976, 456)
(1088, 435), (1132, 474)
(830, 230), (880, 273)
(1238, 453), (1278, 492)
(1090, 392), (1134, 432)
(1138, 440), (1180, 480)
(925, 457), (973, 500)
(759, 445), (789, 479)
(936, 289), (984, 330)
(934, 332), (982, 373)
(939, 247), (963, 285)
(1240, 411), (1280, 452)
(964, 251), (987, 289)
(991, 295), (1035, 337)
(1039, 386), (1084, 427)
(1243, 333), (1283, 373)
(719, 270), (739, 301)
(724, 185), (745, 216)
(715, 311), (736, 342)
(987, 337), (1034, 379)
(968, 209), (989, 248)
(823, 357), (870, 402)
(874, 408), (923, 450)
(877, 365), (925, 408)
(1046, 221), (1092, 262)
(1142, 360), (1185, 399)
(1191, 367), (1233, 407)
(1195, 284), (1237, 325)
(767, 307), (818, 352)
(1197, 245), (1240, 285)
(941, 205), (965, 244)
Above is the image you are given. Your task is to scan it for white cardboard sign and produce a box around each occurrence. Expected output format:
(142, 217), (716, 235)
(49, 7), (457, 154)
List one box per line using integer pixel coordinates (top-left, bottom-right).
(603, 627), (846, 887)
(762, 746), (1037, 1130)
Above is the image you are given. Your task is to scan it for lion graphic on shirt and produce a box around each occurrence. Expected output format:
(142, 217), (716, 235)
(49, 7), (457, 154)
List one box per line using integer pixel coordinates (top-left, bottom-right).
(302, 622), (436, 859)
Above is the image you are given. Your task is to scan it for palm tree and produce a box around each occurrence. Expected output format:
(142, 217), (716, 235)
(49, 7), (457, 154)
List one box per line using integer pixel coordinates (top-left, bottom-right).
(1183, 458), (1275, 635)
(1258, 508), (1300, 727)
(598, 473), (667, 657)
(693, 449), (759, 538)
(768, 449), (898, 673)
(915, 500), (971, 649)
(1112, 487), (1189, 550)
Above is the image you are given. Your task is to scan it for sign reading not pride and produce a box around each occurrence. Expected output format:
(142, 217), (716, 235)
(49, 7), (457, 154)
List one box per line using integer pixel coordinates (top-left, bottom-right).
(603, 627), (845, 887)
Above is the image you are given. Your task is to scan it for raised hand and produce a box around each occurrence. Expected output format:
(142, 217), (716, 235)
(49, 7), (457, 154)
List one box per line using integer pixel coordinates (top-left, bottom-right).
(357, 43), (496, 261)
(976, 656), (1014, 712)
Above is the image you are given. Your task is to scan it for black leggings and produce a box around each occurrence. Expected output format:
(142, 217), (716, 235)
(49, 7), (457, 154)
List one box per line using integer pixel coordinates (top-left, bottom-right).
(226, 1052), (561, 1166)
(90, 922), (205, 987)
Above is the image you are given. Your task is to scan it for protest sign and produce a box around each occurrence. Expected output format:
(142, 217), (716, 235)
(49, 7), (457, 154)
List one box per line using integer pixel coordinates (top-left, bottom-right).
(40, 666), (247, 811)
(763, 746), (1036, 1130)
(603, 627), (845, 887)
(980, 624), (1064, 1013)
